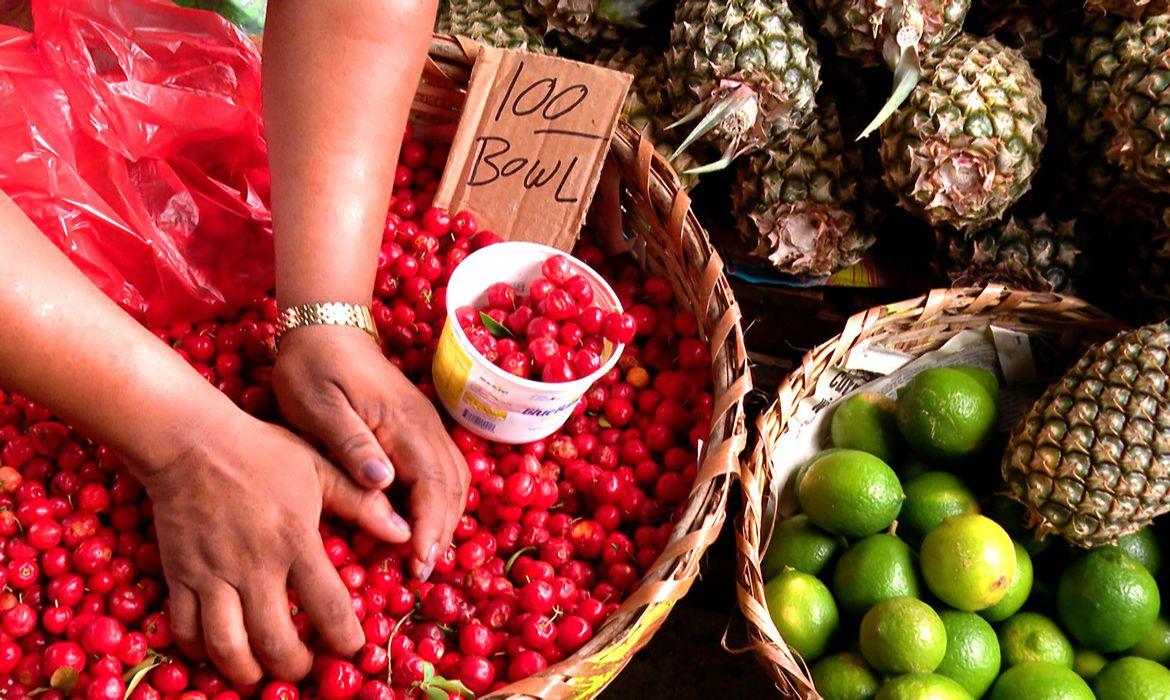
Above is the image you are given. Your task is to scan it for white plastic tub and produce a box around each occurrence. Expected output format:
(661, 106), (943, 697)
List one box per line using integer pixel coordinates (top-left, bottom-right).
(433, 242), (624, 443)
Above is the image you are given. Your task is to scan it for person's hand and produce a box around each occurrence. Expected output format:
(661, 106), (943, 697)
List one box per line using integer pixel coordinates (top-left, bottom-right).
(272, 324), (470, 582)
(139, 411), (409, 685)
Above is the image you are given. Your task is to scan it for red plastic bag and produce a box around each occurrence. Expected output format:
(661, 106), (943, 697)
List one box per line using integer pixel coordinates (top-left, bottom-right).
(0, 0), (272, 325)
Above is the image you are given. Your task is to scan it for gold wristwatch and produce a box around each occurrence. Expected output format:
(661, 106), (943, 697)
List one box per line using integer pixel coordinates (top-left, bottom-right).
(274, 302), (379, 348)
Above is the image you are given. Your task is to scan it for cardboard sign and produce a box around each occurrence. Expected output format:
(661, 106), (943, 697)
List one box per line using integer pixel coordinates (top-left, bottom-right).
(434, 46), (631, 251)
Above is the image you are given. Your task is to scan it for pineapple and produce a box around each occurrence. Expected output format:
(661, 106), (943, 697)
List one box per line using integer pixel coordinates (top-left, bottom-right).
(1106, 18), (1170, 193)
(732, 99), (875, 277)
(879, 35), (1046, 231)
(1063, 14), (1170, 220)
(1085, 0), (1170, 19)
(664, 0), (820, 172)
(805, 0), (970, 137)
(594, 48), (702, 187)
(1003, 322), (1170, 547)
(522, 0), (658, 42)
(940, 214), (1083, 293)
(435, 0), (549, 53)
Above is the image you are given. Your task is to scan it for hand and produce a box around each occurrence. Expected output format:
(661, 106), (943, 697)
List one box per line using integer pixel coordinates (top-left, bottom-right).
(140, 410), (409, 684)
(272, 325), (470, 581)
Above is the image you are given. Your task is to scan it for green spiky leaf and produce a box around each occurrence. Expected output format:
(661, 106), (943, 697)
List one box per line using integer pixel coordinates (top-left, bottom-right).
(480, 312), (516, 340)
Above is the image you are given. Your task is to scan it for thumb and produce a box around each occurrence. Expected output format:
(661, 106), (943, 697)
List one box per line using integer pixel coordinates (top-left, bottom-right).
(317, 459), (411, 543)
(312, 404), (396, 490)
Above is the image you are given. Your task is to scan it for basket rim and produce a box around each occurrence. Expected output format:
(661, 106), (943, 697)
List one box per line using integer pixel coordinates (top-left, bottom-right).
(732, 285), (1123, 697)
(416, 35), (753, 699)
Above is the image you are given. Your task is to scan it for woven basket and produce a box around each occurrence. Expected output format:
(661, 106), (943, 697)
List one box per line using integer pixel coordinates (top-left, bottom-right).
(415, 36), (751, 699)
(735, 286), (1122, 697)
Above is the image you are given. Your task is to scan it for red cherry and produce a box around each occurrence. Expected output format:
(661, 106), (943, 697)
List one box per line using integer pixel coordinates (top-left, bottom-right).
(541, 357), (576, 383)
(317, 659), (362, 700)
(602, 312), (637, 344)
(541, 255), (574, 285)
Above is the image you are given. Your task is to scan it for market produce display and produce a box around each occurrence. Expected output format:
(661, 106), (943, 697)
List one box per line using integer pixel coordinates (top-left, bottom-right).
(759, 361), (1170, 699)
(0, 124), (721, 698)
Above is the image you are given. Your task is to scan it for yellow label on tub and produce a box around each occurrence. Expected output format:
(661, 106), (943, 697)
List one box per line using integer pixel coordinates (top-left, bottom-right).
(433, 324), (472, 410)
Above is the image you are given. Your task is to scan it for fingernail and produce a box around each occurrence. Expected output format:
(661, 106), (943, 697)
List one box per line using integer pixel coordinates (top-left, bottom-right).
(361, 460), (391, 484)
(389, 513), (409, 534)
(418, 560), (435, 582)
(425, 543), (438, 566)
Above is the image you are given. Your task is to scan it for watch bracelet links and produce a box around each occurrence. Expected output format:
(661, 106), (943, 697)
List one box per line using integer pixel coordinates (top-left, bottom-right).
(274, 302), (380, 347)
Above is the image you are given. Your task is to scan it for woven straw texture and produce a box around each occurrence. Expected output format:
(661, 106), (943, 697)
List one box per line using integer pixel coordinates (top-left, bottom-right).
(417, 36), (752, 698)
(736, 286), (1121, 697)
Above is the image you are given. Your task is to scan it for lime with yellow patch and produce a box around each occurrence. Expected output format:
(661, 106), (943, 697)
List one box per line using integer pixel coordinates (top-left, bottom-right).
(1130, 617), (1170, 664)
(859, 597), (948, 675)
(921, 514), (1017, 611)
(876, 673), (973, 700)
(998, 612), (1074, 668)
(895, 367), (998, 461)
(797, 449), (903, 538)
(831, 392), (901, 463)
(811, 652), (881, 700)
(764, 569), (839, 661)
(1073, 649), (1108, 680)
(980, 542), (1033, 622)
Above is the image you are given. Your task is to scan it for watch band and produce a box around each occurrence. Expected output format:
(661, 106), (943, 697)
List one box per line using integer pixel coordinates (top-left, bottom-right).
(274, 302), (379, 347)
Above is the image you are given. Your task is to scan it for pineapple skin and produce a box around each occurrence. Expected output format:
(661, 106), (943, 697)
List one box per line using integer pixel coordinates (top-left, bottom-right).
(1085, 0), (1170, 20)
(880, 34), (1046, 231)
(733, 100), (875, 277)
(941, 214), (1082, 293)
(665, 0), (820, 156)
(594, 48), (702, 187)
(1106, 18), (1170, 194)
(1003, 322), (1170, 547)
(436, 0), (549, 53)
(806, 0), (969, 68)
(523, 0), (611, 42)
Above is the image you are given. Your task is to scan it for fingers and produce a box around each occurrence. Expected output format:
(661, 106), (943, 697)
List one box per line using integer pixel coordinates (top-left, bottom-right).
(405, 437), (468, 581)
(166, 580), (205, 661)
(200, 585), (263, 686)
(240, 583), (313, 681)
(319, 458), (411, 543)
(289, 545), (364, 657)
(318, 405), (397, 490)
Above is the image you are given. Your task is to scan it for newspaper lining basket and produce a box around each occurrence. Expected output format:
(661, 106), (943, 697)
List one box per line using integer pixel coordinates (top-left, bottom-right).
(416, 36), (752, 699)
(734, 286), (1121, 697)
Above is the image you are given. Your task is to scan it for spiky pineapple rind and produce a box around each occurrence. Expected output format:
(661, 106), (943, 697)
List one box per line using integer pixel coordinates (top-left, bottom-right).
(880, 35), (1047, 231)
(1003, 322), (1170, 548)
(942, 214), (1084, 293)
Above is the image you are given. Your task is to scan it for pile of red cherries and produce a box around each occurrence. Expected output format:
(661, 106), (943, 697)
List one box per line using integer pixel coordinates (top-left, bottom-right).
(0, 124), (714, 699)
(457, 255), (638, 383)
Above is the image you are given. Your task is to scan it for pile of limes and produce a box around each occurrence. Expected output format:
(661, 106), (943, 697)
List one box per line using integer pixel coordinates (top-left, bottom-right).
(762, 366), (1170, 699)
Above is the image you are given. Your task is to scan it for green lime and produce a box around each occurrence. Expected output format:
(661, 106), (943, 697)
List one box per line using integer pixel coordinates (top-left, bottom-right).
(859, 597), (948, 675)
(811, 652), (881, 700)
(895, 367), (998, 461)
(764, 569), (839, 661)
(875, 673), (973, 700)
(981, 543), (1033, 622)
(921, 514), (1017, 611)
(1057, 549), (1160, 652)
(831, 392), (901, 464)
(988, 662), (1094, 700)
(797, 449), (904, 538)
(1130, 617), (1170, 664)
(951, 365), (1000, 403)
(936, 610), (1001, 697)
(762, 514), (845, 579)
(984, 496), (1049, 556)
(1073, 649), (1108, 680)
(1094, 656), (1170, 700)
(899, 472), (980, 546)
(832, 534), (920, 617)
(1099, 528), (1163, 576)
(792, 447), (846, 503)
(998, 612), (1074, 668)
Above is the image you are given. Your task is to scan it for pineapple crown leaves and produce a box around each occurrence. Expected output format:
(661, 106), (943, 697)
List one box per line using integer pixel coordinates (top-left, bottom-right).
(746, 202), (872, 276)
